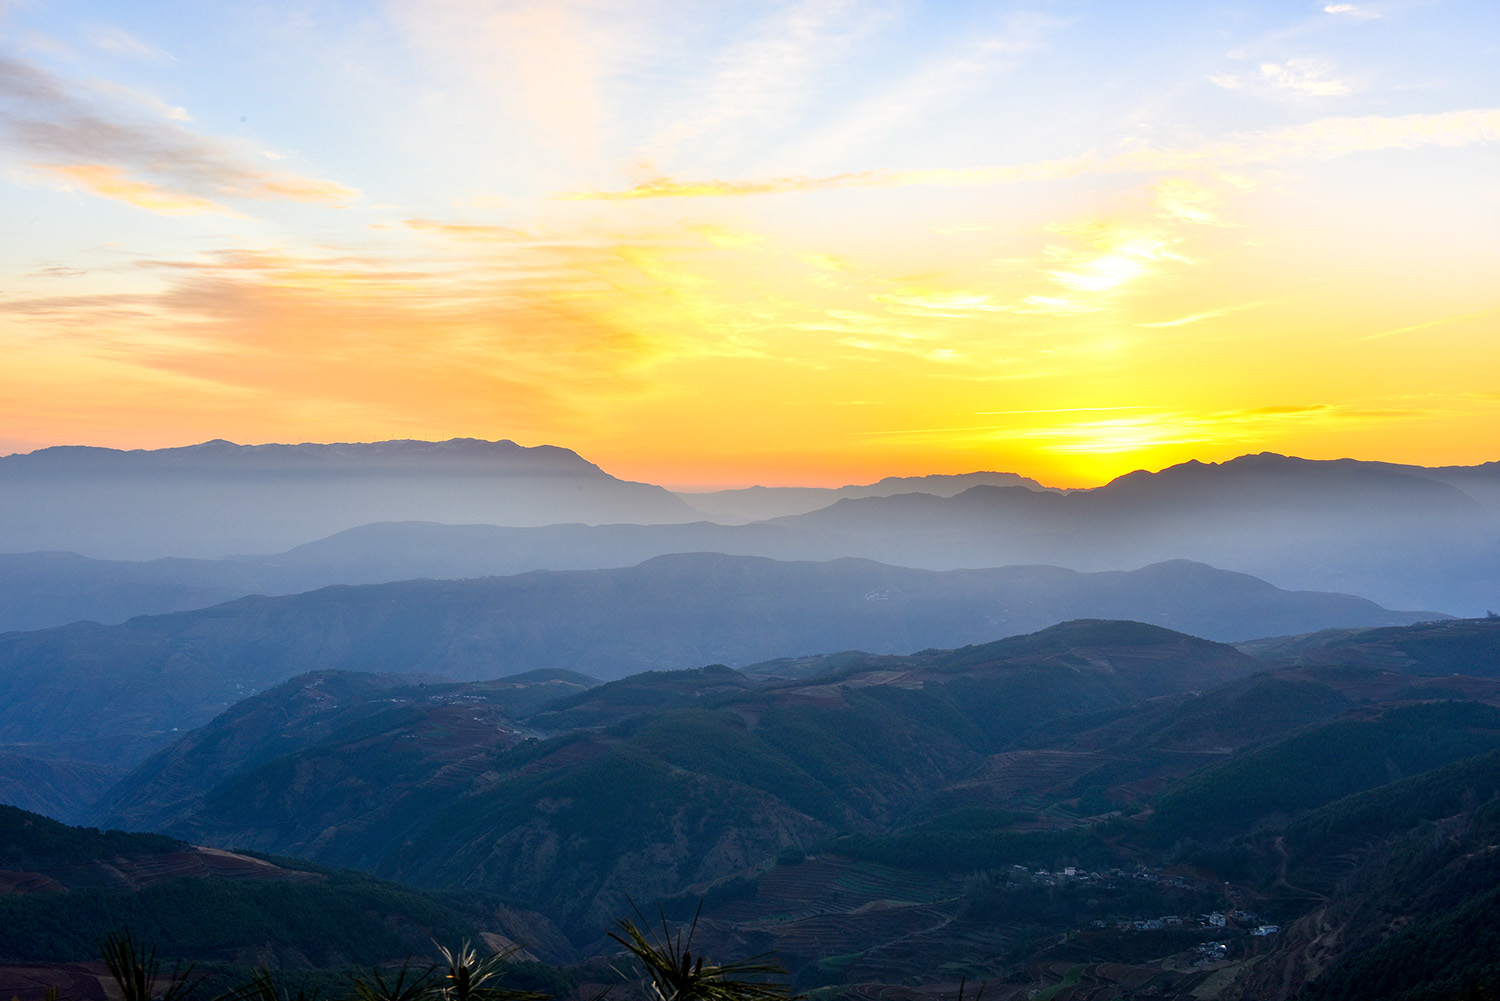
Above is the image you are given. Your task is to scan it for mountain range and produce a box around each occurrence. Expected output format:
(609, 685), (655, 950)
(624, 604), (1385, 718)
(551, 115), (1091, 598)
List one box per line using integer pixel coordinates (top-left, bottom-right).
(4, 436), (1500, 1000)
(0, 438), (697, 560)
(5, 615), (1498, 1000)
(1, 444), (1494, 628)
(0, 554), (1436, 792)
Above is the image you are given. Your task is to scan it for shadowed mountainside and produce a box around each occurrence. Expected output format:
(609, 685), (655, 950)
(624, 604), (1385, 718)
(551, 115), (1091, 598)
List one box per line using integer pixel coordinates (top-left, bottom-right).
(88, 620), (1265, 936)
(0, 803), (574, 968)
(0, 555), (1435, 774)
(80, 617), (1500, 995)
(12, 617), (1500, 998)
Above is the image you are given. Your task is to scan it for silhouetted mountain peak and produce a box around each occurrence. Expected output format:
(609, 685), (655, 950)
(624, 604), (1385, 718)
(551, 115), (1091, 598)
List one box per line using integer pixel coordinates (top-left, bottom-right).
(5, 437), (607, 475)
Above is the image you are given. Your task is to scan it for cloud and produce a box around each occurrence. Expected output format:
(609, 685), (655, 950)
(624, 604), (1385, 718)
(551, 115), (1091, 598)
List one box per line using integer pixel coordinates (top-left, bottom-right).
(1351, 307), (1500, 343)
(560, 108), (1500, 200)
(1135, 309), (1223, 328)
(0, 52), (356, 213)
(872, 288), (1012, 318)
(0, 219), (790, 437)
(387, 0), (643, 167)
(42, 164), (237, 215)
(779, 11), (1058, 169)
(642, 0), (871, 161)
(557, 169), (888, 200)
(1042, 223), (1187, 296)
(1323, 4), (1381, 18)
(403, 218), (530, 241)
(1154, 178), (1229, 226)
(1211, 58), (1352, 99)
(87, 25), (176, 62)
(1136, 299), (1271, 329)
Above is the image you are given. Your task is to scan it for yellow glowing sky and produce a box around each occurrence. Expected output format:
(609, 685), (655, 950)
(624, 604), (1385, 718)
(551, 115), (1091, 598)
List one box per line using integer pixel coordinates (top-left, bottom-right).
(1, 1), (1497, 488)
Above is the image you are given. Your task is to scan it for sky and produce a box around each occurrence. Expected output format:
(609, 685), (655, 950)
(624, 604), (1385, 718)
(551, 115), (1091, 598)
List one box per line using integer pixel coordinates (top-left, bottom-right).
(1, 0), (1497, 489)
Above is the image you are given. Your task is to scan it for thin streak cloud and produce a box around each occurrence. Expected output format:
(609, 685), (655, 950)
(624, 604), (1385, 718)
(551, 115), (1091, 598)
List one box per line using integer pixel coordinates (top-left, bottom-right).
(561, 109), (1500, 200)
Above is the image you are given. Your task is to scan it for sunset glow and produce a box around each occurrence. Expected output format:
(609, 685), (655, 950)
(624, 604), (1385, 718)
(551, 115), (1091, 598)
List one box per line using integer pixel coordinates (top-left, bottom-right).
(2, 1), (1497, 487)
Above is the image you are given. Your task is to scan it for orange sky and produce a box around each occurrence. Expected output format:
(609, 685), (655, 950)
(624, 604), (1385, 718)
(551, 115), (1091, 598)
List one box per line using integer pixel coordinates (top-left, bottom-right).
(2, 1), (1497, 488)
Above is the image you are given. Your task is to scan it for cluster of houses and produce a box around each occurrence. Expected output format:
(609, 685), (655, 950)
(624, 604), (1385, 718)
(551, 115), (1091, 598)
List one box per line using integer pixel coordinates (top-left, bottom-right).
(1089, 908), (1279, 937)
(1004, 864), (1282, 941)
(1009, 863), (1194, 889)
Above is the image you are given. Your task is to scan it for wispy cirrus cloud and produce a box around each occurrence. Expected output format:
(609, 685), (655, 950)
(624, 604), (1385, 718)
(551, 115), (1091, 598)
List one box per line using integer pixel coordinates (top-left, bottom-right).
(401, 218), (530, 241)
(779, 11), (1059, 169)
(642, 0), (873, 162)
(0, 52), (355, 213)
(1211, 58), (1353, 99)
(1351, 307), (1500, 343)
(86, 25), (177, 62)
(561, 108), (1500, 200)
(1135, 301), (1267, 328)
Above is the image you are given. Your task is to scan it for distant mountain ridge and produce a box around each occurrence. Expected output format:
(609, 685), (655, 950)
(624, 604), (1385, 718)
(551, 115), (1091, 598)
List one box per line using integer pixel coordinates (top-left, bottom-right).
(0, 437), (698, 559)
(0, 446), (1495, 626)
(765, 452), (1499, 613)
(4, 437), (598, 472)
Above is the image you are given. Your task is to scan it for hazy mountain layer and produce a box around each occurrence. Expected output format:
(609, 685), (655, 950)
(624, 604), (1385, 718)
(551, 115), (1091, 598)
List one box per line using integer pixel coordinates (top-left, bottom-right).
(1, 451), (1493, 634)
(675, 471), (1055, 522)
(0, 752), (119, 823)
(0, 438), (697, 560)
(0, 556), (1432, 772)
(766, 452), (1500, 614)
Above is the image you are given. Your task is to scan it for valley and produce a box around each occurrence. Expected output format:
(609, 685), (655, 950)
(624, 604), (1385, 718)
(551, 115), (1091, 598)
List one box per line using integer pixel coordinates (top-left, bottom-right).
(7, 615), (1500, 1000)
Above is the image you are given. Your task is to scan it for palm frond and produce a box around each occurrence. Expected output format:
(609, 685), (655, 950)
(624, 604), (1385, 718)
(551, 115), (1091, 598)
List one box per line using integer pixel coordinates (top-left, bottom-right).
(220, 968), (320, 1001)
(608, 906), (797, 1001)
(347, 961), (435, 1001)
(432, 940), (549, 1001)
(100, 930), (202, 1001)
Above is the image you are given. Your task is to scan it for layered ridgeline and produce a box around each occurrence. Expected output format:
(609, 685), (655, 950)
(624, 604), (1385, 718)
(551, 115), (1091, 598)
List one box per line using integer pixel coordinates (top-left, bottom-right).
(0, 555), (1436, 784)
(55, 616), (1500, 1001)
(0, 446), (1496, 631)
